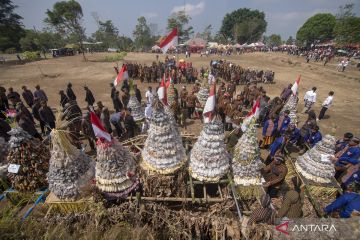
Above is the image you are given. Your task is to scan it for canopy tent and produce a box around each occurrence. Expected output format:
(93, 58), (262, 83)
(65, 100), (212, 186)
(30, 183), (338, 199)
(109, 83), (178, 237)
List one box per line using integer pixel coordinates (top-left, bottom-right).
(183, 38), (207, 48)
(208, 42), (218, 48)
(151, 45), (161, 50)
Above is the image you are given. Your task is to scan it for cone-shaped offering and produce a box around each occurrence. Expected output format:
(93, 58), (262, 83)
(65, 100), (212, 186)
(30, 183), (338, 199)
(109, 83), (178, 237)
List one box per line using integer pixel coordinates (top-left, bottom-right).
(167, 82), (177, 107)
(96, 138), (138, 196)
(189, 117), (230, 182)
(7, 128), (50, 191)
(127, 95), (144, 121)
(48, 128), (94, 201)
(295, 134), (336, 184)
(197, 78), (210, 106)
(232, 119), (262, 187)
(141, 100), (186, 174)
(281, 94), (297, 124)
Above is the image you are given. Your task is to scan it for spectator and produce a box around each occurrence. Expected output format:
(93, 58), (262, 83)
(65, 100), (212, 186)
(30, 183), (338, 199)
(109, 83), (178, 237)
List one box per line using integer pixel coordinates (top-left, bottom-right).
(84, 86), (95, 107)
(39, 100), (56, 134)
(66, 82), (77, 101)
(34, 85), (48, 102)
(21, 86), (34, 107)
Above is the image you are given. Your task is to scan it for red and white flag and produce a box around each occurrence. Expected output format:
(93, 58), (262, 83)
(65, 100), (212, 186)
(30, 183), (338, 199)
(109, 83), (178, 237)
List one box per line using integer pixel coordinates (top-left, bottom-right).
(165, 76), (171, 88)
(291, 75), (301, 95)
(90, 111), (112, 142)
(159, 28), (178, 54)
(113, 64), (129, 87)
(203, 83), (216, 123)
(157, 74), (168, 106)
(241, 98), (260, 132)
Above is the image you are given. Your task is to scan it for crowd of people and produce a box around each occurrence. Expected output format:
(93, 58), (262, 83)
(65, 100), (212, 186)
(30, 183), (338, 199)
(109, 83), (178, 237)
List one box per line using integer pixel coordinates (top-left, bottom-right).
(0, 57), (359, 220)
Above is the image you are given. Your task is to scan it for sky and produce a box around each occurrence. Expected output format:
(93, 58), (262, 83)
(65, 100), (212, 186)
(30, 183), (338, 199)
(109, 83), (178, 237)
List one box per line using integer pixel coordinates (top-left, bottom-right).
(13, 0), (360, 41)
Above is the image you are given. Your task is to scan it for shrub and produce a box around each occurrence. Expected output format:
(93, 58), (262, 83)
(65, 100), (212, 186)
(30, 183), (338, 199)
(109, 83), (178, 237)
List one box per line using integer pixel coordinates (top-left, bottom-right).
(22, 51), (40, 61)
(103, 52), (127, 62)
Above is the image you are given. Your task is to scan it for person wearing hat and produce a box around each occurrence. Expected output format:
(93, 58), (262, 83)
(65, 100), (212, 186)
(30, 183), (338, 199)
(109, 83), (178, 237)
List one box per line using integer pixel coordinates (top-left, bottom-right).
(186, 91), (199, 119)
(261, 115), (277, 149)
(261, 155), (288, 197)
(324, 181), (360, 218)
(248, 194), (275, 225)
(332, 137), (360, 180)
(84, 86), (95, 107)
(277, 176), (304, 218)
(66, 82), (77, 101)
(7, 87), (21, 107)
(33, 85), (48, 102)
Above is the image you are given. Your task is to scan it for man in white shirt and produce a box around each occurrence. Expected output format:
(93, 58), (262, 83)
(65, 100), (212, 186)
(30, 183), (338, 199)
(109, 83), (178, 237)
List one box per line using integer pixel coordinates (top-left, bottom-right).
(318, 91), (334, 120)
(302, 87), (317, 113)
(145, 86), (154, 105)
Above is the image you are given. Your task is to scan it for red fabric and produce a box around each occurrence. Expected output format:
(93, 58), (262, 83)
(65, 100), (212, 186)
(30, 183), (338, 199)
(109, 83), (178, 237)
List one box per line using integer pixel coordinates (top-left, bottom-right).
(159, 28), (178, 48)
(90, 111), (106, 132)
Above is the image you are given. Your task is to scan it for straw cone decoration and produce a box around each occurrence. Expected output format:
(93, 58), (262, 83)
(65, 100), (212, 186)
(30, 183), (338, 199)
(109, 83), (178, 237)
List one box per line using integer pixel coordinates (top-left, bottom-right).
(295, 134), (336, 184)
(141, 100), (186, 174)
(95, 138), (138, 194)
(232, 119), (262, 186)
(48, 117), (94, 201)
(167, 82), (177, 107)
(197, 79), (210, 106)
(7, 128), (50, 191)
(127, 95), (144, 122)
(189, 117), (230, 182)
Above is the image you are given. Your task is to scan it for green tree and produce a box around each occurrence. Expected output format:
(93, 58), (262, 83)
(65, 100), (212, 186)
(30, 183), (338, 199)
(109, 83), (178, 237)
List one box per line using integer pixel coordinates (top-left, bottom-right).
(0, 0), (25, 51)
(286, 36), (294, 45)
(92, 20), (119, 48)
(296, 13), (336, 46)
(44, 0), (86, 60)
(20, 30), (65, 52)
(200, 25), (212, 41)
(334, 3), (360, 44)
(220, 8), (267, 43)
(265, 34), (282, 47)
(167, 11), (194, 42)
(133, 16), (153, 50)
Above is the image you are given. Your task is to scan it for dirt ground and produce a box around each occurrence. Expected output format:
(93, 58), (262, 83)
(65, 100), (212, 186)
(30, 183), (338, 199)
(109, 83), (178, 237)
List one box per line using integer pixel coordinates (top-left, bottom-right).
(0, 52), (359, 138)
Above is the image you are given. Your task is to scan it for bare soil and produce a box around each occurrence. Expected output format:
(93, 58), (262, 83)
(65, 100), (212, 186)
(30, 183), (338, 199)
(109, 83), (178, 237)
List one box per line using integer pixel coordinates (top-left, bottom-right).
(0, 52), (359, 138)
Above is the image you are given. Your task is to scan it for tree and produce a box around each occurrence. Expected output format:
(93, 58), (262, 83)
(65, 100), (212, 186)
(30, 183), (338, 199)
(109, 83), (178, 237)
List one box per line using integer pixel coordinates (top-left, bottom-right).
(296, 13), (336, 46)
(44, 0), (86, 60)
(334, 3), (360, 44)
(265, 34), (282, 47)
(200, 25), (212, 41)
(92, 20), (119, 48)
(20, 30), (65, 52)
(133, 16), (153, 50)
(220, 8), (267, 43)
(0, 0), (25, 51)
(286, 36), (294, 45)
(167, 11), (194, 43)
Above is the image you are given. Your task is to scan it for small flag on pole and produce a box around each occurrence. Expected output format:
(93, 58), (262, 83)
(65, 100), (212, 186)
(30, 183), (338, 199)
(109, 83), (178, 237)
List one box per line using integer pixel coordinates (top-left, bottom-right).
(157, 74), (168, 106)
(113, 64), (129, 87)
(203, 83), (216, 123)
(90, 111), (112, 142)
(291, 75), (301, 95)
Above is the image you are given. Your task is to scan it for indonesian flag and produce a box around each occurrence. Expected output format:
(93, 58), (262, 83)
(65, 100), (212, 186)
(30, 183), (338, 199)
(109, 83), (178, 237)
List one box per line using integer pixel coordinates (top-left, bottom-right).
(165, 76), (171, 88)
(90, 111), (112, 142)
(157, 74), (168, 106)
(241, 98), (260, 132)
(113, 64), (129, 87)
(291, 75), (301, 95)
(203, 83), (216, 123)
(159, 28), (178, 54)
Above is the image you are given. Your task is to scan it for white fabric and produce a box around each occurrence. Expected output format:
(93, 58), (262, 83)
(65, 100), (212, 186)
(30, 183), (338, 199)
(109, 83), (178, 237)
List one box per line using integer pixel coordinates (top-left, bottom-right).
(304, 90), (317, 103)
(203, 95), (215, 123)
(157, 86), (165, 102)
(92, 123), (112, 142)
(322, 95), (333, 108)
(145, 90), (154, 105)
(161, 37), (178, 54)
(145, 105), (152, 119)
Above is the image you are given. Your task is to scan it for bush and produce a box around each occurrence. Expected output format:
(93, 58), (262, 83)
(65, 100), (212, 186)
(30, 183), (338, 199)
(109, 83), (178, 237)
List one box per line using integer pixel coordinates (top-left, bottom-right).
(22, 51), (40, 61)
(4, 48), (16, 54)
(103, 52), (127, 62)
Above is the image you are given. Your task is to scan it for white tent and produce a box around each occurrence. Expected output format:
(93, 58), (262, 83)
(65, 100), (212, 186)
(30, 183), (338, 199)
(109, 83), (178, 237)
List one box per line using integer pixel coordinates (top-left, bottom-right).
(151, 45), (161, 50)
